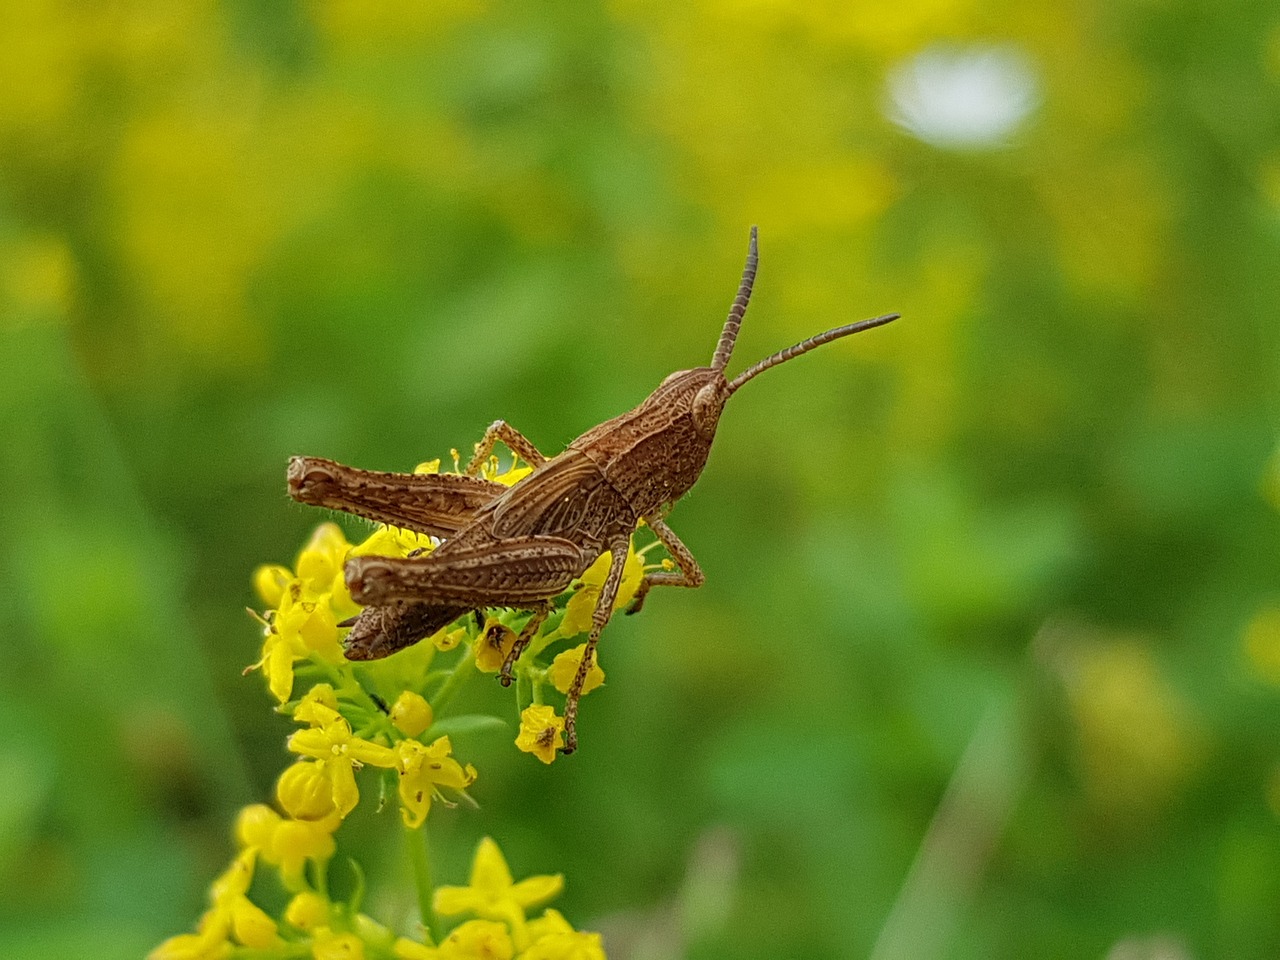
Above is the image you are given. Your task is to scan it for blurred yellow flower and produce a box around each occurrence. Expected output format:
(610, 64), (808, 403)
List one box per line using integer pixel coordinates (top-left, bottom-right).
(435, 837), (564, 950)
(437, 920), (515, 959)
(311, 929), (367, 960)
(1054, 633), (1201, 816)
(1, 235), (77, 325)
(235, 803), (339, 887)
(394, 937), (437, 959)
(515, 706), (564, 765)
(285, 891), (330, 931)
(1262, 446), (1280, 513)
(519, 930), (606, 960)
(147, 921), (233, 960)
(1244, 606), (1280, 686)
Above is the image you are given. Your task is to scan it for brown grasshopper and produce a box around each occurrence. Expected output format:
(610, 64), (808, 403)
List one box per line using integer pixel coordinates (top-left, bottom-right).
(286, 227), (897, 752)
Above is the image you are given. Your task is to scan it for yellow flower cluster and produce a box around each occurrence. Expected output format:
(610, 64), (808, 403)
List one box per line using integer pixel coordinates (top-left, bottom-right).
(251, 521), (434, 704)
(154, 448), (673, 958)
(152, 832), (603, 960)
(394, 839), (604, 960)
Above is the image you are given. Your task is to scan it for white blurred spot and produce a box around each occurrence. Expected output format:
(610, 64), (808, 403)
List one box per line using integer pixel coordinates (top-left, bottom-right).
(1106, 934), (1194, 960)
(885, 44), (1040, 150)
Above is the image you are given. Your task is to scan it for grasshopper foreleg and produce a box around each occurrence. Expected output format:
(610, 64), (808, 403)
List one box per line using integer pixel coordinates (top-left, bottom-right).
(626, 516), (706, 615)
(562, 538), (630, 754)
(465, 420), (548, 475)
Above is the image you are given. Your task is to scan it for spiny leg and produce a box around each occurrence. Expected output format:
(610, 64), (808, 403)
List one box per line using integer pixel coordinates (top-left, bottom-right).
(465, 420), (548, 475)
(563, 538), (630, 754)
(626, 516), (706, 616)
(499, 601), (553, 687)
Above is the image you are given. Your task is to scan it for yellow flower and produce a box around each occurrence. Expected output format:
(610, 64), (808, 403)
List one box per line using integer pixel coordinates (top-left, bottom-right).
(391, 690), (434, 737)
(490, 464), (533, 487)
(514, 706), (564, 765)
(1245, 605), (1280, 685)
(395, 736), (478, 828)
(252, 585), (344, 703)
(393, 938), (437, 959)
(255, 629), (302, 705)
(525, 910), (573, 941)
(211, 851), (279, 948)
(236, 804), (338, 887)
(547, 646), (604, 697)
(288, 711), (397, 818)
(235, 804), (282, 849)
(434, 838), (564, 950)
(437, 920), (515, 959)
(350, 525), (436, 561)
(475, 620), (518, 673)
(276, 586), (343, 659)
(519, 931), (605, 960)
(277, 761), (340, 821)
(293, 683), (341, 725)
(148, 927), (233, 960)
(285, 891), (330, 931)
(296, 523), (353, 594)
(560, 542), (643, 637)
(433, 625), (468, 651)
(311, 928), (367, 960)
(254, 564), (293, 607)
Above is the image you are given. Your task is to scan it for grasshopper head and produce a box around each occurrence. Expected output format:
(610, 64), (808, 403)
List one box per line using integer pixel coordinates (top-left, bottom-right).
(649, 366), (730, 440)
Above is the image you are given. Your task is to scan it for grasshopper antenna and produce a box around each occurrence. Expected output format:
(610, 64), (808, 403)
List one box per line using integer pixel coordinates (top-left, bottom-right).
(711, 225), (759, 371)
(725, 312), (899, 395)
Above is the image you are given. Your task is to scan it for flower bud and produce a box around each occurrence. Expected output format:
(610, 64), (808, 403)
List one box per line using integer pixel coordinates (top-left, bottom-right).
(390, 691), (433, 737)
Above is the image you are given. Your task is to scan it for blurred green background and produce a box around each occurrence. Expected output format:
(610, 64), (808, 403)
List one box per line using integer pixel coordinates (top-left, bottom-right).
(3, 1), (1280, 957)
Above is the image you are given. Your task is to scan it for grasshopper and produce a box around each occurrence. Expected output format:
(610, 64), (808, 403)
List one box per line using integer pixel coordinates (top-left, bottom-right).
(287, 227), (897, 752)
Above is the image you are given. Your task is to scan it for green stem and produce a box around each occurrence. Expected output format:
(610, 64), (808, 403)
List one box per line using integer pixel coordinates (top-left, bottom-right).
(527, 626), (563, 659)
(432, 649), (477, 713)
(405, 824), (442, 945)
(312, 856), (330, 900)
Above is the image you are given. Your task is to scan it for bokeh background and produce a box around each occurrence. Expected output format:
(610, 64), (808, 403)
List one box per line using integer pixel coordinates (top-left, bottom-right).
(3, 1), (1280, 958)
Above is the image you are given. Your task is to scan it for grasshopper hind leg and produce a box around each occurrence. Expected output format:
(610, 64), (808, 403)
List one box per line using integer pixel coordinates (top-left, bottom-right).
(341, 602), (470, 661)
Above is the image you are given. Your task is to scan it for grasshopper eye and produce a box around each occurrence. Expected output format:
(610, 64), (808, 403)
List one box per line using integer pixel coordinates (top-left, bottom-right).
(691, 381), (726, 438)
